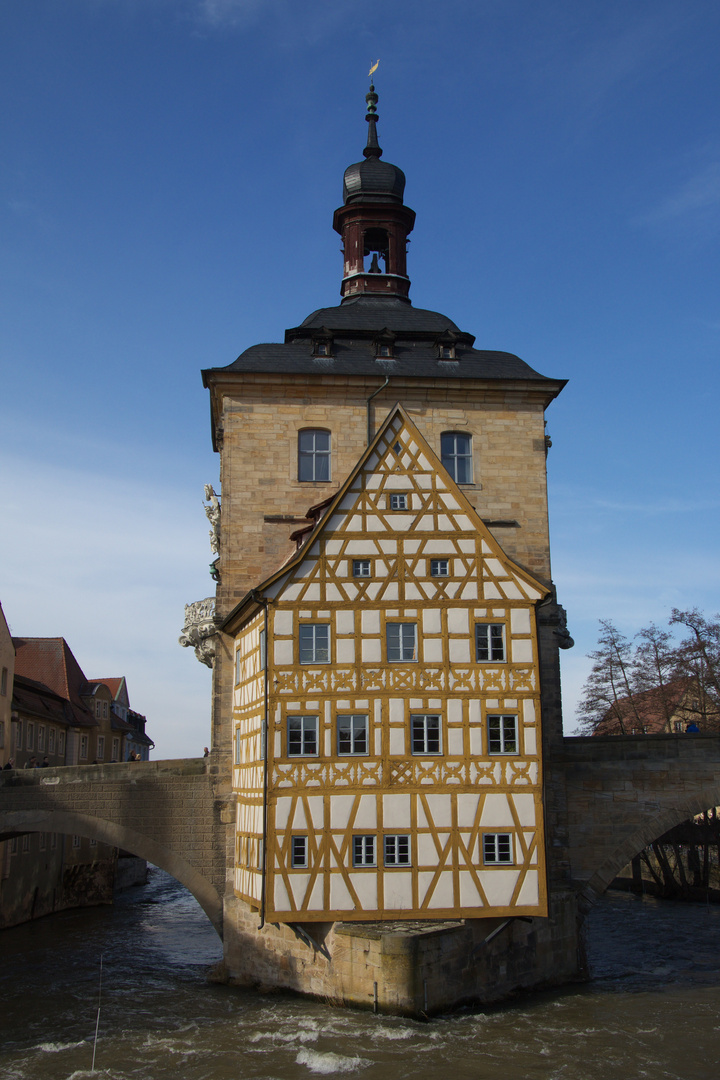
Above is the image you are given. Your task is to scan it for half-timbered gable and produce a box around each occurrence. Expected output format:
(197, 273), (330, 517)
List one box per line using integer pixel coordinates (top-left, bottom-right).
(229, 405), (550, 922)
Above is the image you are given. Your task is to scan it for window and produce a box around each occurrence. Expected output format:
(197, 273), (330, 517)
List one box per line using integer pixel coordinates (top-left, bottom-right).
(483, 833), (513, 864)
(39, 833), (46, 851)
(111, 737), (119, 761)
(384, 834), (411, 866)
(337, 714), (368, 756)
(430, 559), (449, 577)
(287, 715), (318, 757)
(102, 702), (108, 719)
(22, 834), (30, 853)
(476, 623), (506, 662)
(352, 835), (376, 867)
(234, 648), (242, 685)
(26, 723), (34, 751)
(48, 728), (56, 753)
(15, 721), (23, 750)
(50, 833), (57, 850)
(235, 728), (242, 765)
(353, 559), (371, 577)
(10, 837), (18, 855)
(487, 715), (518, 754)
(390, 493), (407, 510)
(298, 429), (331, 482)
(411, 714), (442, 754)
(291, 836), (308, 868)
(72, 835), (81, 849)
(259, 629), (267, 671)
(387, 623), (417, 662)
(441, 432), (473, 483)
(37, 726), (45, 752)
(0, 667), (7, 695)
(96, 701), (101, 718)
(89, 837), (97, 847)
(59, 732), (66, 757)
(299, 623), (330, 664)
(97, 736), (105, 760)
(439, 344), (456, 360)
(80, 735), (88, 759)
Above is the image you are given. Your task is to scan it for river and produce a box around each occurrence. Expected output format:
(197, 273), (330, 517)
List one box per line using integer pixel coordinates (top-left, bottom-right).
(1, 869), (719, 1080)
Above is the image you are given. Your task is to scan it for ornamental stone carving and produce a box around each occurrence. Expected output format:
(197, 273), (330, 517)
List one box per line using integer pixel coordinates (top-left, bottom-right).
(203, 484), (221, 556)
(179, 598), (217, 668)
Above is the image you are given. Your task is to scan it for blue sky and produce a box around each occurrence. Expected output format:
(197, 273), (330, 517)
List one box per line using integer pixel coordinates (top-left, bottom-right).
(1, 0), (718, 756)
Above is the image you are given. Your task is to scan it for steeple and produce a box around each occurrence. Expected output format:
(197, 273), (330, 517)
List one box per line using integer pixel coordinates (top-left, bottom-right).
(333, 84), (416, 302)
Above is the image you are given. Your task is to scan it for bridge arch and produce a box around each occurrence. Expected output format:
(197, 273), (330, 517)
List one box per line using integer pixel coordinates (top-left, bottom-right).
(0, 808), (223, 936)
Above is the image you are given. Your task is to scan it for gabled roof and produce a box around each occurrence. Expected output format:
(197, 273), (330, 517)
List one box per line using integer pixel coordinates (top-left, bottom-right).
(223, 404), (549, 632)
(13, 638), (90, 708)
(90, 676), (129, 706)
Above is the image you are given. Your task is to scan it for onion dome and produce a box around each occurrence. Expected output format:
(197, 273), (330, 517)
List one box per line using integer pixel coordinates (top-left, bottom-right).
(342, 84), (406, 204)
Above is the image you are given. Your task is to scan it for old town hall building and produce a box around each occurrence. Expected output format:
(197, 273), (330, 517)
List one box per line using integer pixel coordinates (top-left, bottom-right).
(202, 86), (575, 1007)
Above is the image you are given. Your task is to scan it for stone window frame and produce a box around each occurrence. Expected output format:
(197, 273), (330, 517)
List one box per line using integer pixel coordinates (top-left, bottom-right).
(483, 832), (514, 865)
(487, 714), (519, 755)
(475, 622), (506, 663)
(298, 428), (331, 483)
(441, 431), (473, 484)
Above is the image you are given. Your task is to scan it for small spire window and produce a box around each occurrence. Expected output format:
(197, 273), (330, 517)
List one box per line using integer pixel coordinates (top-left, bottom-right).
(374, 328), (395, 360)
(436, 331), (459, 361)
(311, 327), (334, 358)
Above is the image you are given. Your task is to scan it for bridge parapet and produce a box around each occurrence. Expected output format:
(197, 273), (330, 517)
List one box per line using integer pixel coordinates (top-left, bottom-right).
(0, 757), (230, 934)
(561, 733), (720, 906)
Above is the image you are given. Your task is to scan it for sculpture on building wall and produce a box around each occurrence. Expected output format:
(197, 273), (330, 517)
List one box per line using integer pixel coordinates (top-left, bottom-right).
(203, 484), (221, 555)
(178, 598), (217, 668)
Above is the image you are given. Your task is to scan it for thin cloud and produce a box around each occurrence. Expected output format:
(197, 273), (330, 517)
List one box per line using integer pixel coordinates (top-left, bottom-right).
(640, 161), (720, 223)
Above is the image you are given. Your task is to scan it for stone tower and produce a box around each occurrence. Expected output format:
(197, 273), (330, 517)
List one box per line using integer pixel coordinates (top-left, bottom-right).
(201, 87), (578, 1010)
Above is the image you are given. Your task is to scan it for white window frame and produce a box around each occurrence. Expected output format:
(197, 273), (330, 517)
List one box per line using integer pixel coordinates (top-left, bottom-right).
(234, 728), (242, 765)
(337, 714), (369, 756)
(59, 731), (66, 757)
(352, 835), (376, 867)
(26, 722), (34, 751)
(15, 721), (23, 750)
(298, 429), (331, 483)
(386, 622), (417, 662)
(48, 728), (56, 754)
(80, 735), (88, 760)
(483, 833), (513, 864)
(430, 558), (449, 577)
(476, 623), (506, 662)
(234, 647), (242, 686)
(411, 714), (442, 755)
(97, 735), (105, 760)
(298, 623), (330, 664)
(37, 726), (45, 752)
(353, 559), (372, 578)
(111, 737), (119, 761)
(389, 493), (408, 510)
(441, 431), (473, 484)
(384, 834), (411, 866)
(291, 835), (308, 868)
(287, 715), (319, 757)
(487, 715), (519, 755)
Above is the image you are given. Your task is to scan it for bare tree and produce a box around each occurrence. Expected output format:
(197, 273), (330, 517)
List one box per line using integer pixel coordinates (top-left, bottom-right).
(632, 622), (678, 731)
(576, 620), (643, 734)
(670, 609), (720, 732)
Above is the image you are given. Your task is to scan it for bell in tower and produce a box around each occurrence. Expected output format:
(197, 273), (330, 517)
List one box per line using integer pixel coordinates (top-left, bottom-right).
(333, 84), (416, 300)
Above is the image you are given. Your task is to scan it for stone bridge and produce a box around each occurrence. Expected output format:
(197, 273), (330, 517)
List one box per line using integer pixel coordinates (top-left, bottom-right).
(2, 736), (720, 940)
(561, 732), (720, 907)
(0, 758), (232, 935)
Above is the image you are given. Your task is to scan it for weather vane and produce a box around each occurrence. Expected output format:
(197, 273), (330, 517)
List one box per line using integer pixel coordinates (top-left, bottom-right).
(368, 59), (379, 79)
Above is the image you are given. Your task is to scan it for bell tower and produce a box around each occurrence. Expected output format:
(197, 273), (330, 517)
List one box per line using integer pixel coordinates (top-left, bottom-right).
(332, 83), (416, 300)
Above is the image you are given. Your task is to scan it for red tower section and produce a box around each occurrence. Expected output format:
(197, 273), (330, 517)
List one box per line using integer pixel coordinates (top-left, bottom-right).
(333, 85), (416, 301)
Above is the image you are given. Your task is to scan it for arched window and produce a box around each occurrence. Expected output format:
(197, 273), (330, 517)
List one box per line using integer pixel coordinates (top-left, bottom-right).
(298, 429), (331, 482)
(441, 431), (473, 484)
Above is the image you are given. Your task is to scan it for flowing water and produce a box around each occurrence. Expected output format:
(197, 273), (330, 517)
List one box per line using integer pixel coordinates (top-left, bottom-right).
(1, 868), (719, 1080)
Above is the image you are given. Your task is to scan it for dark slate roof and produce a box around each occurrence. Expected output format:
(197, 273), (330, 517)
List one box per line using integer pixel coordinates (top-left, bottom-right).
(203, 298), (561, 385)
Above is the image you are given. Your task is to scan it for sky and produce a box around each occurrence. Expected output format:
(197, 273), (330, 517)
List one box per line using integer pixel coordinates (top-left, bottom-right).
(1, 0), (719, 756)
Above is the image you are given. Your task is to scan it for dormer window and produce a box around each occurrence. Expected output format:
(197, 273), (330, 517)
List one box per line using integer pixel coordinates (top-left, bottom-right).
(311, 327), (334, 358)
(436, 331), (458, 361)
(374, 328), (396, 360)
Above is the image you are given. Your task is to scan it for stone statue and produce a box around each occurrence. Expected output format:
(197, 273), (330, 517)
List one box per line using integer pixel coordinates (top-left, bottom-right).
(203, 484), (221, 555)
(179, 598), (217, 668)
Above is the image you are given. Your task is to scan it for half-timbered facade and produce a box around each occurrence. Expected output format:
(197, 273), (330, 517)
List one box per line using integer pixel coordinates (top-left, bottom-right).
(226, 406), (549, 922)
